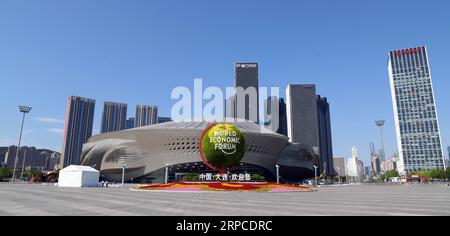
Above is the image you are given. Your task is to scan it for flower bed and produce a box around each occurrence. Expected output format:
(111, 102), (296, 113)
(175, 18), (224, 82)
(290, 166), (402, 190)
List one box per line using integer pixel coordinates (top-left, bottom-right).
(132, 182), (317, 192)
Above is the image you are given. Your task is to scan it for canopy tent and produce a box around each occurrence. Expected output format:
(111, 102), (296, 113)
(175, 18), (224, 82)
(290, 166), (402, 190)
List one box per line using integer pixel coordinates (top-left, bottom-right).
(58, 165), (100, 187)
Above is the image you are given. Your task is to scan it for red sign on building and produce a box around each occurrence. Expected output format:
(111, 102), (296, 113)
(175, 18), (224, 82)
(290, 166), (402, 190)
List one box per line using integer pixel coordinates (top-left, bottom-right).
(394, 47), (421, 57)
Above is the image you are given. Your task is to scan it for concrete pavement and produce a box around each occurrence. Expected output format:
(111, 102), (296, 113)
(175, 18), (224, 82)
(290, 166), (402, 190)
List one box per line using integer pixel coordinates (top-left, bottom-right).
(0, 183), (449, 216)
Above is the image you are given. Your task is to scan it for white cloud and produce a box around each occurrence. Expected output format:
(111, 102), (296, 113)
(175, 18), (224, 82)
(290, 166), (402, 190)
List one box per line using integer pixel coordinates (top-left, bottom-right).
(48, 128), (64, 134)
(33, 117), (65, 124)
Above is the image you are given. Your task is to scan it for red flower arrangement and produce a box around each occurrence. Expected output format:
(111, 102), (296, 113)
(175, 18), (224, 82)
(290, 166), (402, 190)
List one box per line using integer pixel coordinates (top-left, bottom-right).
(132, 182), (317, 192)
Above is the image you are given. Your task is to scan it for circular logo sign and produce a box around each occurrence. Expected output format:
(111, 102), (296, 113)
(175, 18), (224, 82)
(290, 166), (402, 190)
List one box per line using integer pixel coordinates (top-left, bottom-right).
(199, 123), (246, 173)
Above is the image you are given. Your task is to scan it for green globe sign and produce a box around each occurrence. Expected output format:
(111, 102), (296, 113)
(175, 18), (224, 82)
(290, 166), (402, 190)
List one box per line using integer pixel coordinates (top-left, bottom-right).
(199, 123), (246, 172)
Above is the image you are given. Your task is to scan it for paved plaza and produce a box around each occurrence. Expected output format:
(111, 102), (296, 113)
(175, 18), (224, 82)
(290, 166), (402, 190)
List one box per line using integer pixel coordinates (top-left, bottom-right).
(0, 183), (449, 216)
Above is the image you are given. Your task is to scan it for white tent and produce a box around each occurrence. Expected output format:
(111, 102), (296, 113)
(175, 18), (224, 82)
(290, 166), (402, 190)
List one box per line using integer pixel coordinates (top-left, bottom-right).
(58, 165), (100, 187)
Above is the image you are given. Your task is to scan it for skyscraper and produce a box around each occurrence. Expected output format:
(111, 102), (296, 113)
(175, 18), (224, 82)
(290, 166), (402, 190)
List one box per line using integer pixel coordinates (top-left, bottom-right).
(346, 147), (360, 182)
(158, 116), (172, 124)
(352, 147), (359, 159)
(371, 155), (381, 174)
(225, 96), (236, 119)
(3, 146), (17, 167)
(364, 166), (372, 180)
(264, 96), (287, 136)
(369, 142), (381, 174)
(286, 84), (334, 175)
(234, 63), (259, 123)
(126, 117), (135, 129)
(333, 157), (346, 176)
(286, 84), (319, 144)
(0, 147), (7, 165)
(60, 96), (95, 168)
(357, 160), (364, 181)
(286, 84), (319, 145)
(100, 101), (127, 133)
(135, 105), (158, 127)
(388, 46), (445, 173)
(278, 98), (288, 136)
(317, 95), (334, 175)
(369, 142), (377, 157)
(44, 151), (61, 171)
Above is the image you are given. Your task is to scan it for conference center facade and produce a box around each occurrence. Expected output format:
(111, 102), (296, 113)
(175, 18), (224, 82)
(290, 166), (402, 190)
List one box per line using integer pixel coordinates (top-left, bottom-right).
(80, 121), (316, 183)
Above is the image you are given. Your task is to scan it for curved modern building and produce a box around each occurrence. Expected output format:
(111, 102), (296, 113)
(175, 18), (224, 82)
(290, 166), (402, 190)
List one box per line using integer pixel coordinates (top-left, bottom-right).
(81, 121), (315, 183)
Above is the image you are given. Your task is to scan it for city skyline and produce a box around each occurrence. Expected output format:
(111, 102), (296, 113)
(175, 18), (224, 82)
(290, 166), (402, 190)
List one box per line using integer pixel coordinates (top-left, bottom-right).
(1, 1), (450, 167)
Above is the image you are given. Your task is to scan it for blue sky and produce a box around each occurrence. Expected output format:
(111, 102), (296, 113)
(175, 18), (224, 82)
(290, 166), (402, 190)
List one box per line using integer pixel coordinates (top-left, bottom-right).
(1, 0), (449, 166)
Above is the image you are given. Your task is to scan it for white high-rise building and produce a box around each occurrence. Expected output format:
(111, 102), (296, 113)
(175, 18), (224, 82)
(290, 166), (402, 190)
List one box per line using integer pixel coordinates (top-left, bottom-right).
(352, 147), (359, 160)
(388, 46), (445, 173)
(346, 147), (360, 181)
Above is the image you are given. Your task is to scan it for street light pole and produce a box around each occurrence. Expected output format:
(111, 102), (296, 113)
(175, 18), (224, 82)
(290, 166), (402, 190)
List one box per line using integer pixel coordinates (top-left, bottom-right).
(20, 148), (28, 179)
(120, 163), (126, 186)
(313, 165), (318, 186)
(275, 165), (280, 184)
(165, 163), (169, 184)
(336, 166), (340, 184)
(12, 106), (32, 184)
(375, 120), (387, 183)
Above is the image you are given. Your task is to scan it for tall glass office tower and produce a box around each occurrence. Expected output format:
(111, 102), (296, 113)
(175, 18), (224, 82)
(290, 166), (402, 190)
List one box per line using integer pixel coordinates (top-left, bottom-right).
(135, 105), (158, 127)
(126, 117), (135, 129)
(101, 101), (127, 133)
(286, 84), (319, 146)
(234, 63), (259, 123)
(317, 95), (334, 175)
(60, 96), (95, 168)
(286, 84), (334, 175)
(388, 46), (445, 173)
(264, 96), (287, 136)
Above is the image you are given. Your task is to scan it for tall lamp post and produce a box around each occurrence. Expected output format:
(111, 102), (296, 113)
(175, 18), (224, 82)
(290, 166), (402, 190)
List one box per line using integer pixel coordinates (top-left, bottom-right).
(375, 120), (387, 182)
(336, 166), (341, 184)
(20, 149), (28, 179)
(119, 163), (126, 186)
(12, 106), (32, 184)
(275, 165), (280, 184)
(164, 163), (169, 184)
(313, 165), (318, 186)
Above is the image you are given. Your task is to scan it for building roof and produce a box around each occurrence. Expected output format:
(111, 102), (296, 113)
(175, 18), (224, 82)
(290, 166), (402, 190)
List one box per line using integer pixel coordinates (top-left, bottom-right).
(61, 165), (99, 173)
(134, 121), (274, 133)
(87, 121), (287, 143)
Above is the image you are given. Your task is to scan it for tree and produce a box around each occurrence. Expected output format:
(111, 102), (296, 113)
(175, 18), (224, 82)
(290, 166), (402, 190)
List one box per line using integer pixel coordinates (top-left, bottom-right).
(380, 170), (399, 181)
(409, 168), (448, 180)
(428, 168), (446, 180)
(0, 168), (12, 182)
(25, 169), (42, 178)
